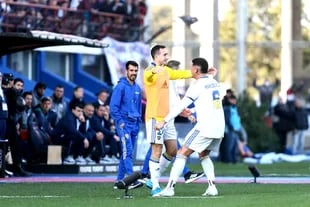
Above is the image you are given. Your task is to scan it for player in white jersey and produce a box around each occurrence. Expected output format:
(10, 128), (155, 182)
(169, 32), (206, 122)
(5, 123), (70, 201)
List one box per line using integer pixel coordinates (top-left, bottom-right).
(155, 57), (225, 197)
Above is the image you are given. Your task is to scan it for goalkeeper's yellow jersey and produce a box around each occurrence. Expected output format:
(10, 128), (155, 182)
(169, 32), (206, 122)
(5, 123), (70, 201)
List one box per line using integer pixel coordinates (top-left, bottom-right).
(143, 65), (192, 121)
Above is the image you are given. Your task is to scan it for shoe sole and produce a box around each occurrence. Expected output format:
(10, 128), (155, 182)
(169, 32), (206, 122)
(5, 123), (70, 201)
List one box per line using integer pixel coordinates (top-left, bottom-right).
(185, 173), (205, 184)
(128, 183), (143, 190)
(202, 192), (218, 196)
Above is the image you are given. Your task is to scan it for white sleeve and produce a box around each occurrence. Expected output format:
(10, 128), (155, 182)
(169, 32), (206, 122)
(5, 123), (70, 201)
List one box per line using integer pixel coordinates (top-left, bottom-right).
(164, 83), (199, 123)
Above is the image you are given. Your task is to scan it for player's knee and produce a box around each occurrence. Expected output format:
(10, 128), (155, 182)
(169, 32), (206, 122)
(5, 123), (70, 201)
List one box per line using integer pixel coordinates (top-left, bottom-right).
(199, 150), (210, 159)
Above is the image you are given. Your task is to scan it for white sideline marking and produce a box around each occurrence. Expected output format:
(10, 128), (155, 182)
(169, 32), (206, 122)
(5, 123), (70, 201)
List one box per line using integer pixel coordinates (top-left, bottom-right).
(0, 195), (70, 199)
(158, 196), (223, 199)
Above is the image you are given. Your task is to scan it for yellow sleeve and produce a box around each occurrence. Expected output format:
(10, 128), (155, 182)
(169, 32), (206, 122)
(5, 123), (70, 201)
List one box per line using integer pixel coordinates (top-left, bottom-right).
(143, 66), (157, 85)
(166, 66), (192, 80)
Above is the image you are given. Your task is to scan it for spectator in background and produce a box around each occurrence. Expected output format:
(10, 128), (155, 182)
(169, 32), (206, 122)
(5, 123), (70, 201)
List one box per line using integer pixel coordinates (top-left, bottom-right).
(93, 89), (110, 108)
(4, 77), (31, 176)
(272, 96), (295, 153)
(222, 89), (234, 106)
(78, 103), (102, 165)
(32, 81), (46, 107)
(77, 0), (96, 10)
(220, 94), (240, 163)
(69, 86), (85, 106)
(101, 105), (120, 162)
(110, 60), (142, 189)
(18, 91), (33, 163)
(51, 85), (68, 122)
(136, 0), (147, 26)
(27, 97), (56, 163)
(111, 0), (126, 15)
(253, 78), (279, 111)
(0, 72), (8, 139)
(51, 99), (89, 165)
(69, 0), (82, 10)
(90, 104), (120, 164)
(3, 73), (14, 88)
(290, 98), (309, 154)
(33, 97), (57, 135)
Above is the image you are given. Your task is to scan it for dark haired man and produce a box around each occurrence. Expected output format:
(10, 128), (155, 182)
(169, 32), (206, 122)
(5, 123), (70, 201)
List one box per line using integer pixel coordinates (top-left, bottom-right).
(4, 78), (31, 176)
(51, 99), (89, 164)
(110, 60), (143, 189)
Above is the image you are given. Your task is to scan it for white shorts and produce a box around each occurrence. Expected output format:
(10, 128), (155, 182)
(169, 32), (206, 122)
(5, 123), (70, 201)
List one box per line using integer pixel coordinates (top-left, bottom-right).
(183, 126), (222, 153)
(146, 118), (177, 144)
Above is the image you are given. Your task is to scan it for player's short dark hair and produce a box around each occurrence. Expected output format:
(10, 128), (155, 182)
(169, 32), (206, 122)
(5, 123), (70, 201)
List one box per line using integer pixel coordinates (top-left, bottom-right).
(34, 81), (46, 90)
(22, 91), (32, 98)
(14, 78), (24, 85)
(41, 96), (52, 103)
(150, 45), (166, 59)
(192, 58), (209, 73)
(69, 99), (84, 110)
(126, 60), (139, 69)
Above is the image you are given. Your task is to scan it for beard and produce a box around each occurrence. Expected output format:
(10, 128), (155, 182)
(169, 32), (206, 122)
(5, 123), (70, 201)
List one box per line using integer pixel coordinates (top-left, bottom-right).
(128, 75), (137, 81)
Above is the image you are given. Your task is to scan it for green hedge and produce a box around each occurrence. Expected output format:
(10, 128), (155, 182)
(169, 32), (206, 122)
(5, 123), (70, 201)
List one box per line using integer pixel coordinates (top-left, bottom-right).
(237, 92), (280, 153)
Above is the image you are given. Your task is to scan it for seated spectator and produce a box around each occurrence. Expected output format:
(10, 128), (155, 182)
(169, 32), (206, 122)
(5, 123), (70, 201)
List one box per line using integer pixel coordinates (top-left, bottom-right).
(79, 103), (104, 164)
(33, 97), (58, 134)
(237, 125), (253, 158)
(18, 91), (33, 163)
(51, 84), (68, 122)
(111, 0), (126, 15)
(28, 97), (57, 163)
(51, 99), (89, 165)
(90, 104), (120, 164)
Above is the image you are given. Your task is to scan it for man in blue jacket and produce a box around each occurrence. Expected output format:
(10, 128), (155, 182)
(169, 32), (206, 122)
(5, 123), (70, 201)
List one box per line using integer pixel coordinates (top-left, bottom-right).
(110, 60), (142, 189)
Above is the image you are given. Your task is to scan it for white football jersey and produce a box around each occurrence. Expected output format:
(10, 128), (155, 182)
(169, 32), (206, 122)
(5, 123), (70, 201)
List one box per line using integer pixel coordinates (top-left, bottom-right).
(165, 75), (225, 138)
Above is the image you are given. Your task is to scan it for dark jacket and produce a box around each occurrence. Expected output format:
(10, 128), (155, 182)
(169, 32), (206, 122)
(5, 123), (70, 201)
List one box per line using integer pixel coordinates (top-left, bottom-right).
(51, 111), (85, 142)
(33, 105), (58, 135)
(78, 117), (96, 141)
(0, 90), (8, 119)
(273, 103), (295, 132)
(90, 114), (115, 137)
(294, 107), (309, 130)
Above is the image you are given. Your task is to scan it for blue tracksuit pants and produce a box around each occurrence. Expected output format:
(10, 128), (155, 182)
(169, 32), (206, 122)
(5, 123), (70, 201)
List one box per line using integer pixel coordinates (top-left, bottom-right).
(116, 120), (139, 181)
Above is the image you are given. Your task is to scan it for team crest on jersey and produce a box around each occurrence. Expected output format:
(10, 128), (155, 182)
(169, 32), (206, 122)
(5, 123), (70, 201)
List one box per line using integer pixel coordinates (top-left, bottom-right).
(125, 133), (130, 139)
(162, 80), (168, 88)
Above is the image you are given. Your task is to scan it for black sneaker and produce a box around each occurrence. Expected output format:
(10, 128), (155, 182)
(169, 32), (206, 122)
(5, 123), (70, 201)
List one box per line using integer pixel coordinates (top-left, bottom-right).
(13, 166), (32, 177)
(140, 173), (150, 179)
(128, 181), (143, 190)
(184, 171), (204, 184)
(113, 182), (119, 190)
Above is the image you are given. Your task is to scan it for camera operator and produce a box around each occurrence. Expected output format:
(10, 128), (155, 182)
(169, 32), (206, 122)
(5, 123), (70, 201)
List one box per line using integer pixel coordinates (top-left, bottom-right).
(3, 77), (31, 177)
(3, 73), (14, 88)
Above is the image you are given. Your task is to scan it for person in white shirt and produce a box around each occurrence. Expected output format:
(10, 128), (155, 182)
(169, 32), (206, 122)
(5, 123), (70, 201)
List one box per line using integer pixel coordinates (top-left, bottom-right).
(155, 57), (225, 197)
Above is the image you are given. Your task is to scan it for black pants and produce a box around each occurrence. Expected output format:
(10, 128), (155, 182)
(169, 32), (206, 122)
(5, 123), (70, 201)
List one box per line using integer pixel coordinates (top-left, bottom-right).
(6, 119), (23, 168)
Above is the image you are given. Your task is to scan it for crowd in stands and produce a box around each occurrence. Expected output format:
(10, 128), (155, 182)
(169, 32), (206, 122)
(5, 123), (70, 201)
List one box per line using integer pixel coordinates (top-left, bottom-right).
(1, 72), (122, 177)
(0, 0), (148, 41)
